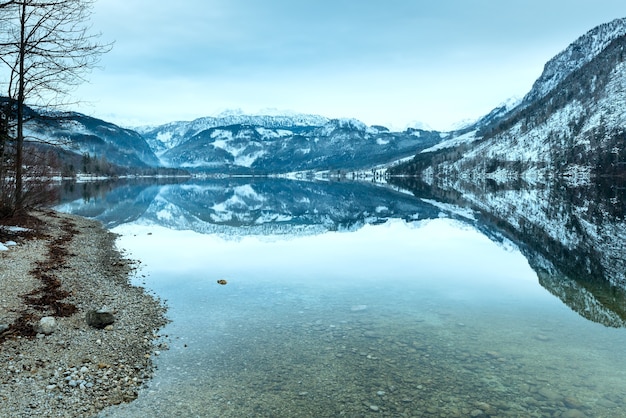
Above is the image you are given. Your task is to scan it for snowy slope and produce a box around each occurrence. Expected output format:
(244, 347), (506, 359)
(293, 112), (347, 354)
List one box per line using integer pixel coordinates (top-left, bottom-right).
(26, 111), (160, 167)
(392, 18), (626, 181)
(458, 33), (626, 179)
(522, 17), (626, 105)
(137, 112), (331, 154)
(157, 118), (441, 173)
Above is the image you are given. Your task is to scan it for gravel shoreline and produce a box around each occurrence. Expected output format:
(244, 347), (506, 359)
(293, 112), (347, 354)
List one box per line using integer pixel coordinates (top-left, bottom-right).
(0, 210), (168, 418)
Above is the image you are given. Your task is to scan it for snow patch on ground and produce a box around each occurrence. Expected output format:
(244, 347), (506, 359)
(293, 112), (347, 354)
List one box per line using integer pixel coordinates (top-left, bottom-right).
(235, 151), (266, 168)
(422, 130), (478, 153)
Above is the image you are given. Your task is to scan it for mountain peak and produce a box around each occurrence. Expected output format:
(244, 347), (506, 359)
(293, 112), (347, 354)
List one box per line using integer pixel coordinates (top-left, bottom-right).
(522, 17), (626, 106)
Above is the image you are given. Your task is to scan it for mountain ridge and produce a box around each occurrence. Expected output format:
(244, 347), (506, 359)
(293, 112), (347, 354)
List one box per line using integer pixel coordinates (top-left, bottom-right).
(522, 17), (626, 106)
(390, 17), (626, 181)
(157, 119), (440, 173)
(136, 112), (333, 155)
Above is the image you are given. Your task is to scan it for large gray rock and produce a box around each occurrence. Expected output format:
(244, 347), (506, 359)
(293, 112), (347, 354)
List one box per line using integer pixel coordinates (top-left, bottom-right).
(85, 308), (115, 329)
(37, 317), (57, 335)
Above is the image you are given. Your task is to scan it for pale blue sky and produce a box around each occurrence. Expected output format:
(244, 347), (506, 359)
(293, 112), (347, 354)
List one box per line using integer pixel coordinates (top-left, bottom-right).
(73, 1), (626, 130)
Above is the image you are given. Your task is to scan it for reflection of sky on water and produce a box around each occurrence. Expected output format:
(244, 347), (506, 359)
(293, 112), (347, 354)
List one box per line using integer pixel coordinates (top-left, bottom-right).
(114, 218), (546, 306)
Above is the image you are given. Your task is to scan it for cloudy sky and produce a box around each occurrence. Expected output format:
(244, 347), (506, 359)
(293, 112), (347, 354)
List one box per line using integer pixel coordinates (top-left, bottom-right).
(72, 1), (626, 130)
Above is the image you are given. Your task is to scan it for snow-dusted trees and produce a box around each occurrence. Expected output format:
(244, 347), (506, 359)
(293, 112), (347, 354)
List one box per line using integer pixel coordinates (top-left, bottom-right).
(0, 0), (111, 215)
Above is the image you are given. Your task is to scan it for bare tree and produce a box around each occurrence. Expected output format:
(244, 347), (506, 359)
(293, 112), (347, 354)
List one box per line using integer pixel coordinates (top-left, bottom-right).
(0, 0), (111, 214)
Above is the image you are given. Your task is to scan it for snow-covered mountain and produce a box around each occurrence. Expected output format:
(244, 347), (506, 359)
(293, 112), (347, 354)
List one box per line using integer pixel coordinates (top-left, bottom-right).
(137, 111), (331, 154)
(26, 18), (626, 176)
(390, 17), (626, 181)
(521, 17), (626, 106)
(142, 116), (441, 173)
(21, 108), (160, 168)
(387, 17), (626, 324)
(17, 106), (441, 174)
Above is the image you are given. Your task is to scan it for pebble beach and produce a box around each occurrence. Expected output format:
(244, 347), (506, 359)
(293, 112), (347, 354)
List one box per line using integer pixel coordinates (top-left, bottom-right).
(0, 210), (167, 418)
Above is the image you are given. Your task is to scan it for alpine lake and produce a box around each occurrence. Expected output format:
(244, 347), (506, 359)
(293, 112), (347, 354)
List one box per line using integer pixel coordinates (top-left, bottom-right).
(55, 176), (626, 418)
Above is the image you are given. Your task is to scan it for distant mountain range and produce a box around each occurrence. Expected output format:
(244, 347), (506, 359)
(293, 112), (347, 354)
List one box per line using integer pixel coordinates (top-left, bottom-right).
(145, 118), (440, 173)
(23, 107), (440, 174)
(135, 112), (332, 154)
(16, 17), (626, 177)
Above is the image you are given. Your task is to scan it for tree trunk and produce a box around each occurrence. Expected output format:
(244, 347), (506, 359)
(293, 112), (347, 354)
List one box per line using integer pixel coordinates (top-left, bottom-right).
(14, 1), (26, 213)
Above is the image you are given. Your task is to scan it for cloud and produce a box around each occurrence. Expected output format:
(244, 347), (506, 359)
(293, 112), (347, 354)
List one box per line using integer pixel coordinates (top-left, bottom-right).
(75, 0), (626, 129)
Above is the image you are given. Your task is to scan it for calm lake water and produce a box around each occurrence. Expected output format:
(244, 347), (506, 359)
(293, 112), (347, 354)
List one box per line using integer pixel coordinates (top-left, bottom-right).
(56, 178), (626, 417)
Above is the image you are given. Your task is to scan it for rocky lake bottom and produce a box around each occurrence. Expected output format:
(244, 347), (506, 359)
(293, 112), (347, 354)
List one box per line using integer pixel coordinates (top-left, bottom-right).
(92, 218), (626, 418)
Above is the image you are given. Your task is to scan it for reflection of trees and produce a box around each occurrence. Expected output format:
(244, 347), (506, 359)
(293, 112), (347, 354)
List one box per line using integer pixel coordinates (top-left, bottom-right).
(54, 178), (188, 228)
(391, 175), (626, 327)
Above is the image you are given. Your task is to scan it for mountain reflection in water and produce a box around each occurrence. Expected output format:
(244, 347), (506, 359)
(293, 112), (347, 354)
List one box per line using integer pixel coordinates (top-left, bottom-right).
(391, 175), (626, 328)
(56, 177), (626, 329)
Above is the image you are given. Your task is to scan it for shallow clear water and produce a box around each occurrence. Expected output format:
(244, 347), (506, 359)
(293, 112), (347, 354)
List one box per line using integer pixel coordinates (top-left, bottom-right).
(95, 217), (626, 417)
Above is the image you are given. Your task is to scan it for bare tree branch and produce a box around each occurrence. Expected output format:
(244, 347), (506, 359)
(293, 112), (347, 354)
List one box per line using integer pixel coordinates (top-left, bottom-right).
(0, 0), (112, 213)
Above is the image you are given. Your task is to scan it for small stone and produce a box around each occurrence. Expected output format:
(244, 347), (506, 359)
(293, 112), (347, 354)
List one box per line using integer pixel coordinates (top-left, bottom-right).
(561, 409), (587, 418)
(470, 409), (484, 417)
(376, 391), (386, 396)
(474, 402), (491, 411)
(0, 324), (9, 333)
(86, 309), (115, 329)
(369, 405), (379, 412)
(537, 387), (561, 401)
(564, 397), (584, 408)
(37, 316), (57, 335)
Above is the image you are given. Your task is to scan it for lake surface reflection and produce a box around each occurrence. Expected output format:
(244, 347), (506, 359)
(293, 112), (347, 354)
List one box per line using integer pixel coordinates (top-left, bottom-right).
(56, 179), (626, 417)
